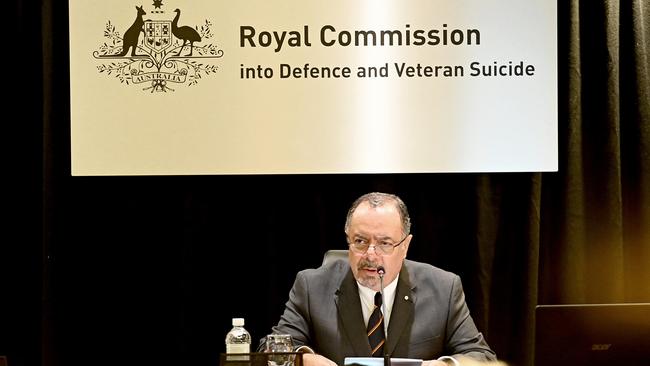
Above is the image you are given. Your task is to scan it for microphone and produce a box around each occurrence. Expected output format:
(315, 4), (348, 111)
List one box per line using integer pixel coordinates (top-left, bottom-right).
(377, 266), (385, 277)
(377, 266), (391, 366)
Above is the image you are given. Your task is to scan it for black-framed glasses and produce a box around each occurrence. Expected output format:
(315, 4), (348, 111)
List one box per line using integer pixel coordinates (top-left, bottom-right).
(347, 235), (408, 255)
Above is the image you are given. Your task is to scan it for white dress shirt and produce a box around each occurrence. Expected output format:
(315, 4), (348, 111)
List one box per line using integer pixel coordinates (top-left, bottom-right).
(357, 275), (399, 334)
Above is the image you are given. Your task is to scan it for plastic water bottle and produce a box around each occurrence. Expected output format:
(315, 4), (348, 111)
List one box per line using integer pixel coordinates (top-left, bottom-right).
(225, 318), (251, 354)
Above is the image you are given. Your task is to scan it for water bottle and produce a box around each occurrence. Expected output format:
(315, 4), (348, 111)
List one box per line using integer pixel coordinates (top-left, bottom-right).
(225, 318), (251, 354)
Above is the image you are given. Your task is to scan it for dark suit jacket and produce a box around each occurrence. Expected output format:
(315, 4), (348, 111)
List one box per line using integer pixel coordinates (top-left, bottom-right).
(259, 259), (496, 365)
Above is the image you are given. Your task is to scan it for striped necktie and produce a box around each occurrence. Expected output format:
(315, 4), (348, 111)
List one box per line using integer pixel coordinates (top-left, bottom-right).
(367, 292), (385, 356)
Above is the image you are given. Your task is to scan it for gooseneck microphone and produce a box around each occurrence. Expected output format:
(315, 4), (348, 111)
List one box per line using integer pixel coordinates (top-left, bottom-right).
(377, 266), (385, 276)
(377, 266), (391, 366)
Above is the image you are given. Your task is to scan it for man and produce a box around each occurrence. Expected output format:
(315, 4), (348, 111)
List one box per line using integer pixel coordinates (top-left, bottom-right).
(260, 192), (497, 366)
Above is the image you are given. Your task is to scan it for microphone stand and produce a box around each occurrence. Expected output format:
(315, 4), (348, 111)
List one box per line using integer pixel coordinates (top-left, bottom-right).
(378, 267), (391, 366)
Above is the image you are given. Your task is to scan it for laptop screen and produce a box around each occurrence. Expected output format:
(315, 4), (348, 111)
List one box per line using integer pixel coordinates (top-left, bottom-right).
(534, 303), (650, 366)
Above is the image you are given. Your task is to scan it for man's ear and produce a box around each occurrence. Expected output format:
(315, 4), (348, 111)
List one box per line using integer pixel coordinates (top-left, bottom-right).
(402, 234), (413, 258)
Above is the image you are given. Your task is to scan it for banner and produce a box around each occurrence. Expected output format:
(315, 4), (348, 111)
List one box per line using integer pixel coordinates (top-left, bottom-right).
(70, 0), (557, 175)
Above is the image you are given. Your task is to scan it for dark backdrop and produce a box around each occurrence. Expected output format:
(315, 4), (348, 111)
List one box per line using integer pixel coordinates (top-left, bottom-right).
(2, 1), (648, 366)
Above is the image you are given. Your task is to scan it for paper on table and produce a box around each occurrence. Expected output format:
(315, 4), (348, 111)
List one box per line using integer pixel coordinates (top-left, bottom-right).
(344, 357), (423, 366)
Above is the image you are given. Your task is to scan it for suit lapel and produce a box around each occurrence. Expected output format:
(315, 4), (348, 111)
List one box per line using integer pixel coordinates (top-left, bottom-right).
(335, 268), (372, 356)
(386, 263), (415, 356)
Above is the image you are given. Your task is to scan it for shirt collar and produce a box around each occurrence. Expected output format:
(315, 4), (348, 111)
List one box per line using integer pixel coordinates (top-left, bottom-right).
(357, 274), (399, 328)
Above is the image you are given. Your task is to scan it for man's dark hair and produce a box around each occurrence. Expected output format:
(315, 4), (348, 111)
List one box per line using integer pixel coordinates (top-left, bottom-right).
(344, 192), (411, 236)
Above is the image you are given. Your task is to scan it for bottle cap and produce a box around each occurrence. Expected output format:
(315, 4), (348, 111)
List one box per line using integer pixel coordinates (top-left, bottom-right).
(232, 318), (245, 326)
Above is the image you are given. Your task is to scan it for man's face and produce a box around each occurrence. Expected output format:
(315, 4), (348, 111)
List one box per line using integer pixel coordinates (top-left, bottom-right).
(347, 201), (411, 291)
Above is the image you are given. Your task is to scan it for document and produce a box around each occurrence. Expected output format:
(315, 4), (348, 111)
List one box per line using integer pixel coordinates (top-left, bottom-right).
(344, 357), (423, 366)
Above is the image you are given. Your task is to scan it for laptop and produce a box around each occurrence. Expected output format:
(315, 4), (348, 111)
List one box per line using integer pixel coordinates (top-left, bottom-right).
(534, 303), (650, 366)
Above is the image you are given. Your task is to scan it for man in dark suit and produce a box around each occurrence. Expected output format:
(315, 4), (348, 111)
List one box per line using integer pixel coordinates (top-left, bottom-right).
(260, 192), (497, 366)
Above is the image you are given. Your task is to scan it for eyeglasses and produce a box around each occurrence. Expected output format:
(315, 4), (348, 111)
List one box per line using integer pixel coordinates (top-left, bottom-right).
(347, 235), (408, 255)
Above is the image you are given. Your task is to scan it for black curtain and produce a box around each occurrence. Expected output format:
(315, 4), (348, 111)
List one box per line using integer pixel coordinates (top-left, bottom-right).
(2, 1), (648, 366)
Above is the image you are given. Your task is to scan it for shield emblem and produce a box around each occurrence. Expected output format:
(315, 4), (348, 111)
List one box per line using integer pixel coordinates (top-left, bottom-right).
(144, 20), (172, 53)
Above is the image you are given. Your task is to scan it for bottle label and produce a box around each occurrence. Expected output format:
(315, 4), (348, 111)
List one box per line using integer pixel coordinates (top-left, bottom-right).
(226, 344), (250, 354)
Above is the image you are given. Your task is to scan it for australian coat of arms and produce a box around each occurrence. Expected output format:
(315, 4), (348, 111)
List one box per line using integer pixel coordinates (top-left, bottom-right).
(93, 3), (224, 92)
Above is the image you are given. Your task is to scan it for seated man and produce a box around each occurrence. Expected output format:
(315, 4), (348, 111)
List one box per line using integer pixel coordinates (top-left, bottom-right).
(259, 192), (499, 366)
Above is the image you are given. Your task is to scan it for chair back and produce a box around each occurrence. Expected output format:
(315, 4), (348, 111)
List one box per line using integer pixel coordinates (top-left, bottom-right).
(322, 249), (348, 266)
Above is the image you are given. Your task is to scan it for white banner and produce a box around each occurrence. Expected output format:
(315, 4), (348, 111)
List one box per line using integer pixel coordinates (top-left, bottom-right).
(70, 0), (557, 175)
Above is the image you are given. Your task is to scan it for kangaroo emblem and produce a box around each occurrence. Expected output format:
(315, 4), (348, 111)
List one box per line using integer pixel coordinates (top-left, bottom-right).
(119, 5), (146, 56)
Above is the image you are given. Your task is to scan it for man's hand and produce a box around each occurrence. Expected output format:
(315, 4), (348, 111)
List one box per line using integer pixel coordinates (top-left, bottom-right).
(301, 353), (338, 366)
